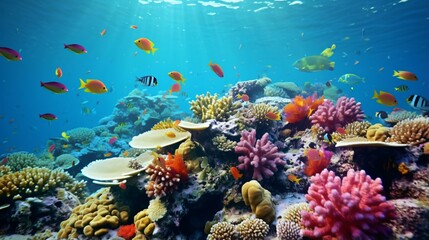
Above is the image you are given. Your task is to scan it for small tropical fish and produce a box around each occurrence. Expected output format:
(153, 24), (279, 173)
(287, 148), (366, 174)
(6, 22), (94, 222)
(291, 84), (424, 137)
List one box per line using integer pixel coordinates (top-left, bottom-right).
(0, 47), (22, 61)
(372, 90), (398, 106)
(236, 93), (249, 102)
(165, 131), (176, 138)
(375, 111), (388, 119)
(325, 80), (332, 87)
(406, 94), (429, 112)
(169, 83), (181, 94)
(287, 174), (301, 184)
(81, 107), (95, 115)
(104, 152), (112, 157)
(397, 162), (409, 175)
(100, 29), (106, 36)
(394, 85), (409, 92)
(40, 81), (68, 94)
(64, 44), (87, 54)
(61, 132), (70, 141)
(0, 157), (8, 165)
(338, 74), (365, 85)
(130, 25), (138, 29)
(323, 133), (333, 144)
(39, 113), (58, 120)
(393, 70), (418, 81)
(354, 60), (360, 65)
(55, 67), (63, 78)
(142, 109), (148, 115)
(119, 181), (127, 190)
(378, 67), (385, 72)
(208, 61), (224, 78)
(320, 44), (336, 58)
(168, 71), (186, 84)
(108, 136), (118, 145)
(48, 144), (55, 153)
(137, 76), (158, 86)
(79, 79), (108, 94)
(134, 38), (158, 55)
(265, 111), (281, 121)
(230, 166), (243, 180)
(173, 120), (181, 127)
(336, 127), (347, 135)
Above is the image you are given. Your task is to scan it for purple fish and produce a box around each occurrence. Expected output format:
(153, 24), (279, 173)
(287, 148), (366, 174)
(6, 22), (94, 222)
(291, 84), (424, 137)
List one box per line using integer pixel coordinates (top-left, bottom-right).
(39, 113), (58, 120)
(41, 81), (68, 93)
(64, 44), (87, 54)
(0, 47), (22, 61)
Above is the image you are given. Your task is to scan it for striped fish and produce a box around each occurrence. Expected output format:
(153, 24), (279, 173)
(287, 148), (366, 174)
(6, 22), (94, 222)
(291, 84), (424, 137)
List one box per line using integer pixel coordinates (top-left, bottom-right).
(394, 85), (409, 92)
(136, 76), (158, 86)
(406, 94), (429, 111)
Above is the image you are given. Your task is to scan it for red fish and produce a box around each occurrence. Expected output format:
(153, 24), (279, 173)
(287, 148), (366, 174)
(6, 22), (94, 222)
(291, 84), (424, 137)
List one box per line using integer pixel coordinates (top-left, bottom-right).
(169, 83), (181, 94)
(119, 181), (127, 190)
(130, 25), (138, 29)
(393, 70), (417, 81)
(230, 166), (243, 180)
(41, 81), (68, 93)
(64, 44), (87, 54)
(372, 90), (398, 106)
(100, 29), (106, 36)
(48, 144), (55, 153)
(208, 61), (224, 78)
(108, 136), (118, 145)
(39, 113), (58, 120)
(237, 93), (249, 102)
(55, 67), (63, 78)
(336, 127), (347, 135)
(0, 157), (8, 165)
(265, 111), (281, 121)
(0, 47), (22, 61)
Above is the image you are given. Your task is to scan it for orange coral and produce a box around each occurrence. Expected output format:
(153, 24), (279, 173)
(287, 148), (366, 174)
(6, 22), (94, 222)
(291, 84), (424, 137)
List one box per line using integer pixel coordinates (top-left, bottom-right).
(167, 152), (188, 181)
(283, 94), (324, 123)
(117, 224), (136, 240)
(303, 148), (332, 176)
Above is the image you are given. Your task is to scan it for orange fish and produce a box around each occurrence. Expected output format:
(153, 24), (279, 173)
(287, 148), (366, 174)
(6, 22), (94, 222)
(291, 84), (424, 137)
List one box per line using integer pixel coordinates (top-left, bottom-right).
(130, 25), (138, 29)
(55, 67), (63, 78)
(104, 152), (112, 157)
(230, 166), (243, 180)
(119, 181), (127, 190)
(169, 83), (181, 94)
(236, 93), (249, 102)
(123, 151), (129, 157)
(393, 70), (417, 81)
(100, 29), (106, 36)
(423, 142), (429, 155)
(372, 90), (398, 106)
(173, 120), (181, 127)
(134, 38), (158, 55)
(287, 174), (301, 184)
(208, 61), (224, 78)
(168, 71), (186, 84)
(265, 111), (281, 121)
(165, 131), (176, 138)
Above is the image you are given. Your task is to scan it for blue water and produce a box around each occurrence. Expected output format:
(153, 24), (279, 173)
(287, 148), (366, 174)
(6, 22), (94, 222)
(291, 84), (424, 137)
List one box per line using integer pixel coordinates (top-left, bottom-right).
(1, 0), (428, 154)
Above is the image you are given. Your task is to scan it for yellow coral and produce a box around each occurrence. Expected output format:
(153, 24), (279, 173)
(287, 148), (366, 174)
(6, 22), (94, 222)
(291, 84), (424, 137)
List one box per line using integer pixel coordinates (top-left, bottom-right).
(57, 188), (129, 239)
(147, 198), (167, 222)
(252, 103), (279, 124)
(386, 117), (429, 145)
(189, 92), (240, 122)
(0, 167), (86, 202)
(134, 209), (156, 236)
(366, 123), (390, 141)
(151, 118), (186, 132)
(241, 180), (275, 223)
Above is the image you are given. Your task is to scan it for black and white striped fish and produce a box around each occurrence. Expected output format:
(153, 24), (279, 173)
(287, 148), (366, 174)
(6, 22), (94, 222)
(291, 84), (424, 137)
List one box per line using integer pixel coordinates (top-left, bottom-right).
(136, 76), (158, 86)
(406, 94), (429, 111)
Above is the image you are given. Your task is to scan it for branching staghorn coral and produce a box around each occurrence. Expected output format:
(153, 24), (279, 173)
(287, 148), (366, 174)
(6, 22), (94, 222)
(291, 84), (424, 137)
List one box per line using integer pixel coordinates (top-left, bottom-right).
(189, 92), (240, 122)
(386, 116), (429, 145)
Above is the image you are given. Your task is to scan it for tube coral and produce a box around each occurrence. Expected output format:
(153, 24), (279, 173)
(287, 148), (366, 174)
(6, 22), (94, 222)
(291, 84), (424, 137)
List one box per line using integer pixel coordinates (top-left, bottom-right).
(235, 129), (286, 180)
(283, 94), (324, 123)
(302, 169), (396, 239)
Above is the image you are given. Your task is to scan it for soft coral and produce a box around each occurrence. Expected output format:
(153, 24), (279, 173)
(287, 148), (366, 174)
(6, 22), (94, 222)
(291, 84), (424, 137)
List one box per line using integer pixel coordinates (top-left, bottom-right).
(283, 94), (324, 123)
(117, 224), (136, 240)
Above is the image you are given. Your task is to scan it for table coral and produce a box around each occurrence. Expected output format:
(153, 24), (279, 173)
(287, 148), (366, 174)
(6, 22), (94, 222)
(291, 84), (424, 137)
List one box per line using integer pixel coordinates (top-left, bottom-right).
(386, 116), (429, 145)
(235, 129), (286, 180)
(241, 180), (275, 223)
(309, 96), (365, 132)
(0, 167), (86, 203)
(302, 169), (396, 239)
(189, 92), (240, 122)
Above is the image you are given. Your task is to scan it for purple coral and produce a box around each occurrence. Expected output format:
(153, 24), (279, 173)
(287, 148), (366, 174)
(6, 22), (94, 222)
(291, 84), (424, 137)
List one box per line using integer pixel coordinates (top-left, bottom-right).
(309, 96), (365, 132)
(302, 169), (396, 239)
(235, 129), (286, 180)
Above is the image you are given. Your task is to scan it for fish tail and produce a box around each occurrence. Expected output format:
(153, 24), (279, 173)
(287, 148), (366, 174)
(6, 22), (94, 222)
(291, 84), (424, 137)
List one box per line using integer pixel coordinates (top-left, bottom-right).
(182, 78), (186, 85)
(393, 70), (399, 77)
(64, 44), (68, 49)
(40, 81), (44, 87)
(372, 90), (378, 99)
(152, 48), (158, 55)
(208, 60), (212, 66)
(79, 79), (86, 89)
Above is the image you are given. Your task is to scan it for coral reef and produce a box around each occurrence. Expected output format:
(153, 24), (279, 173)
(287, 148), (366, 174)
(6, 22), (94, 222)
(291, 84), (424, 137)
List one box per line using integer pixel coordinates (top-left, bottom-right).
(303, 147), (333, 176)
(129, 128), (191, 149)
(147, 198), (167, 221)
(276, 220), (302, 240)
(366, 123), (390, 141)
(309, 96), (365, 132)
(5, 151), (38, 172)
(190, 92), (240, 121)
(331, 121), (371, 142)
(235, 129), (286, 180)
(384, 110), (422, 126)
(212, 135), (237, 152)
(0, 167), (86, 203)
(302, 169), (396, 239)
(252, 103), (280, 124)
(241, 180), (275, 223)
(117, 224), (136, 240)
(272, 82), (301, 97)
(386, 116), (429, 145)
(207, 222), (235, 240)
(67, 127), (96, 145)
(228, 77), (272, 100)
(236, 218), (269, 240)
(263, 84), (289, 98)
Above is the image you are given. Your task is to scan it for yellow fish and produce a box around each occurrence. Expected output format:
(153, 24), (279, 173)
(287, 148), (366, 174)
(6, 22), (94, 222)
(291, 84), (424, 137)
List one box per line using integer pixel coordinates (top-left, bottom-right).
(61, 132), (70, 141)
(320, 44), (336, 57)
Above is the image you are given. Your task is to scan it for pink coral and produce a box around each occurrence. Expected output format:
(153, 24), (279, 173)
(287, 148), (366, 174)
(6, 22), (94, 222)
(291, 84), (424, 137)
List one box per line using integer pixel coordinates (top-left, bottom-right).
(302, 169), (396, 239)
(309, 96), (365, 132)
(235, 129), (286, 180)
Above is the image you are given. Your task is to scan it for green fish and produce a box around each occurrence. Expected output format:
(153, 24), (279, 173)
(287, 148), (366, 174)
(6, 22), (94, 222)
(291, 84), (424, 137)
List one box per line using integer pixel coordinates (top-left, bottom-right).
(293, 55), (335, 72)
(338, 74), (365, 85)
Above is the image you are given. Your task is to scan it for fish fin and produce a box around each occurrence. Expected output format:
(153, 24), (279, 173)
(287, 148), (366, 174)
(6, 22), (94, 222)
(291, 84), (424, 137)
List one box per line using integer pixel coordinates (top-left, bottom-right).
(64, 44), (67, 49)
(84, 88), (91, 93)
(79, 79), (86, 89)
(393, 70), (399, 77)
(372, 90), (378, 99)
(40, 81), (44, 87)
(394, 87), (399, 91)
(329, 61), (335, 70)
(152, 48), (158, 55)
(144, 50), (150, 54)
(379, 90), (387, 95)
(182, 78), (186, 85)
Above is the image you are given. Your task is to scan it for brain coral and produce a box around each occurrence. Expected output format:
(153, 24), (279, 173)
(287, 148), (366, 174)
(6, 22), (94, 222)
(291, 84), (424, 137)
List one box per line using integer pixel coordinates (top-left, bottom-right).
(302, 169), (396, 239)
(67, 127), (96, 144)
(309, 96), (365, 132)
